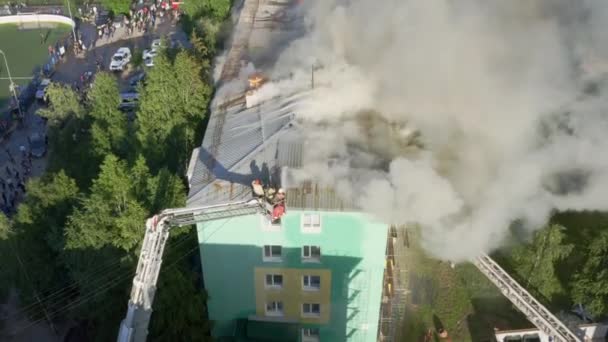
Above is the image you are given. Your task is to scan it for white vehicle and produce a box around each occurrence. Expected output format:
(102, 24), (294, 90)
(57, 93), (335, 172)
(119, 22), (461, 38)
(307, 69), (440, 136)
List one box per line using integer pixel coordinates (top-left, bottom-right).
(109, 47), (132, 71)
(35, 78), (51, 101)
(143, 39), (162, 67)
(142, 48), (158, 60)
(143, 39), (161, 59)
(144, 56), (155, 67)
(151, 38), (161, 50)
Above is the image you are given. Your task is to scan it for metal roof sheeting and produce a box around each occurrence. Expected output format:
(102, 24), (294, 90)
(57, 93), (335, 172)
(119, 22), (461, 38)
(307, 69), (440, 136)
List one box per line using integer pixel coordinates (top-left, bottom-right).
(187, 90), (356, 212)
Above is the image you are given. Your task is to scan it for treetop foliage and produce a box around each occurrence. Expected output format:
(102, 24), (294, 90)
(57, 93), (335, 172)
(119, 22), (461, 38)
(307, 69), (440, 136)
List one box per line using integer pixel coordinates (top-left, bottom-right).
(100, 0), (131, 15)
(39, 83), (84, 124)
(1, 2), (220, 339)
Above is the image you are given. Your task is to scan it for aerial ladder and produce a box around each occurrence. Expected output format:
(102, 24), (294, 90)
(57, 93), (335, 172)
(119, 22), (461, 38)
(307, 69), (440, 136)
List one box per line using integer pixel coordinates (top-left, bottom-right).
(474, 254), (583, 342)
(116, 193), (584, 342)
(116, 197), (275, 342)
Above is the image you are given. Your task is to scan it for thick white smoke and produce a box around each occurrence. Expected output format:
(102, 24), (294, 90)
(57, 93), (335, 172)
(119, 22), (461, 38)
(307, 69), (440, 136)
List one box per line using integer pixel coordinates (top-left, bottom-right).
(267, 0), (608, 261)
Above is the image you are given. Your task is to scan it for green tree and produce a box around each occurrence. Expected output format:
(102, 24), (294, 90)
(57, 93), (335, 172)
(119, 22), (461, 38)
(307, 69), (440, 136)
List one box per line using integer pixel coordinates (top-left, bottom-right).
(39, 83), (84, 124)
(100, 0), (131, 14)
(129, 156), (187, 212)
(8, 172), (80, 311)
(571, 228), (608, 317)
(190, 30), (212, 72)
(183, 0), (232, 20)
(65, 155), (147, 251)
(0, 213), (12, 300)
(131, 48), (145, 68)
(40, 82), (99, 187)
(88, 72), (129, 157)
(0, 212), (8, 240)
(150, 266), (212, 341)
(136, 50), (210, 172)
(510, 225), (574, 304)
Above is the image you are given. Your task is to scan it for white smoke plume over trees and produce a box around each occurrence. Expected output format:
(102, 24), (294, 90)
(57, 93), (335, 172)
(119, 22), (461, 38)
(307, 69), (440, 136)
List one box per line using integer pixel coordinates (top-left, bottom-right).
(268, 0), (608, 261)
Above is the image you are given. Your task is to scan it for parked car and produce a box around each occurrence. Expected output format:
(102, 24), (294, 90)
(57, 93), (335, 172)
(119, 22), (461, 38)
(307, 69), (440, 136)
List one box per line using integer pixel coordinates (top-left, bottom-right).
(35, 78), (51, 102)
(128, 72), (146, 87)
(144, 57), (155, 67)
(29, 133), (46, 158)
(143, 48), (158, 61)
(118, 92), (139, 111)
(109, 47), (132, 71)
(144, 39), (162, 58)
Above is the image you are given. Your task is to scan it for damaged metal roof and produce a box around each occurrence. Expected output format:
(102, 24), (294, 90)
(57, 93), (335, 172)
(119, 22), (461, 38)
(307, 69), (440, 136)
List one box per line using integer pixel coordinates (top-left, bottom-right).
(186, 89), (355, 211)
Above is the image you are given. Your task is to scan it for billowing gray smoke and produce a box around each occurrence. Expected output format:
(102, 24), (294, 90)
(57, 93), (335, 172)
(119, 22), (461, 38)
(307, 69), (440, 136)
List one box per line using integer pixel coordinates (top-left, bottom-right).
(267, 0), (608, 261)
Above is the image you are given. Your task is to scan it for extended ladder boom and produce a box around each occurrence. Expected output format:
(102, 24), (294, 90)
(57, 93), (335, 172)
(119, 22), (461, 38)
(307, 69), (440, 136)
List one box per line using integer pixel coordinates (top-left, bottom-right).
(474, 254), (583, 342)
(117, 199), (266, 342)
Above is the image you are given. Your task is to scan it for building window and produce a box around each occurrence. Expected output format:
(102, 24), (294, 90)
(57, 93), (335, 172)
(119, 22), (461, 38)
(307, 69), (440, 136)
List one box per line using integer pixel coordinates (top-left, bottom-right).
(302, 213), (321, 233)
(263, 245), (282, 262)
(302, 328), (320, 342)
(265, 301), (284, 316)
(261, 215), (282, 232)
(302, 275), (321, 291)
(302, 303), (321, 317)
(265, 274), (283, 288)
(302, 245), (321, 262)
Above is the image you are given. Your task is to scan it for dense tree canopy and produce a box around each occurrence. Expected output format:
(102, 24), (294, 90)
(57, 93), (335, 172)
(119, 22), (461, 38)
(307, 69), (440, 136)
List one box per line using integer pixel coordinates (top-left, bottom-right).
(66, 155), (147, 251)
(136, 49), (210, 172)
(39, 83), (84, 124)
(571, 229), (608, 317)
(502, 217), (608, 320)
(6, 172), (80, 312)
(100, 0), (131, 14)
(509, 225), (574, 303)
(87, 72), (129, 158)
(0, 2), (221, 340)
(182, 0), (232, 20)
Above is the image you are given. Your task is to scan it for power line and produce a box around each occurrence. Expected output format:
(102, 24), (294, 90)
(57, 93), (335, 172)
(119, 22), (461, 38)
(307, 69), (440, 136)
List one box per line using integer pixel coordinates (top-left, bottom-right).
(14, 213), (234, 337)
(11, 235), (201, 337)
(6, 232), (195, 322)
(7, 238), (57, 335)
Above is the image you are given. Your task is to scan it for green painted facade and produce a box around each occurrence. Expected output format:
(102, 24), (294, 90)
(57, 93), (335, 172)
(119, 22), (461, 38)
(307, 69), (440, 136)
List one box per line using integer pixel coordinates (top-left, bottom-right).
(197, 210), (388, 341)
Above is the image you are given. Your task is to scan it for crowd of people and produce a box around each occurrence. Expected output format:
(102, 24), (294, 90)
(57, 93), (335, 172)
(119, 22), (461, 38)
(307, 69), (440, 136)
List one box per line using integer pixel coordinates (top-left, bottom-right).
(96, 0), (181, 40)
(0, 142), (42, 215)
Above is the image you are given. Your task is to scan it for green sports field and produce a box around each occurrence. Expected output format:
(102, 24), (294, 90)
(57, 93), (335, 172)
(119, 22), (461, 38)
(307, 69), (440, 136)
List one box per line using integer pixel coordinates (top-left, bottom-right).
(0, 23), (71, 107)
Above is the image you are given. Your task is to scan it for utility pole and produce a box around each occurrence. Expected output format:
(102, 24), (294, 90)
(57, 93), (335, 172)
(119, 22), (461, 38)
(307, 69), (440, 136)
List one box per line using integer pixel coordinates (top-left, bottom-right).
(65, 0), (79, 53)
(0, 50), (24, 121)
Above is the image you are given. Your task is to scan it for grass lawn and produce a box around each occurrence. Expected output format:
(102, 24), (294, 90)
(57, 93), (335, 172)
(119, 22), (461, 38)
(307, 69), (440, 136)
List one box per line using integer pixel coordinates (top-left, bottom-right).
(397, 228), (532, 342)
(0, 23), (71, 107)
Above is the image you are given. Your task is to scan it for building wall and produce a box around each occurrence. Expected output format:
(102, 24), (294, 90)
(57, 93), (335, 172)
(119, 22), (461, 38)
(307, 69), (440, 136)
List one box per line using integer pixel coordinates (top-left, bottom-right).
(197, 210), (388, 341)
(253, 267), (332, 324)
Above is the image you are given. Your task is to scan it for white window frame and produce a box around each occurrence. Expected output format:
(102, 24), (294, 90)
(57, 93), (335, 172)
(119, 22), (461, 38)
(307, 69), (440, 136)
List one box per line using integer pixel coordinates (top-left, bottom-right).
(302, 245), (321, 263)
(265, 301), (284, 317)
(302, 303), (321, 318)
(302, 213), (321, 233)
(302, 328), (320, 342)
(263, 245), (282, 262)
(302, 275), (321, 291)
(265, 274), (283, 289)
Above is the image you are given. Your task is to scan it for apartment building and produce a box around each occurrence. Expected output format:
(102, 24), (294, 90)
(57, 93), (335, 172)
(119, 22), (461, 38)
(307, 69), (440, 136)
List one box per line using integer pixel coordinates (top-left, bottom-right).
(186, 87), (390, 341)
(198, 205), (387, 341)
